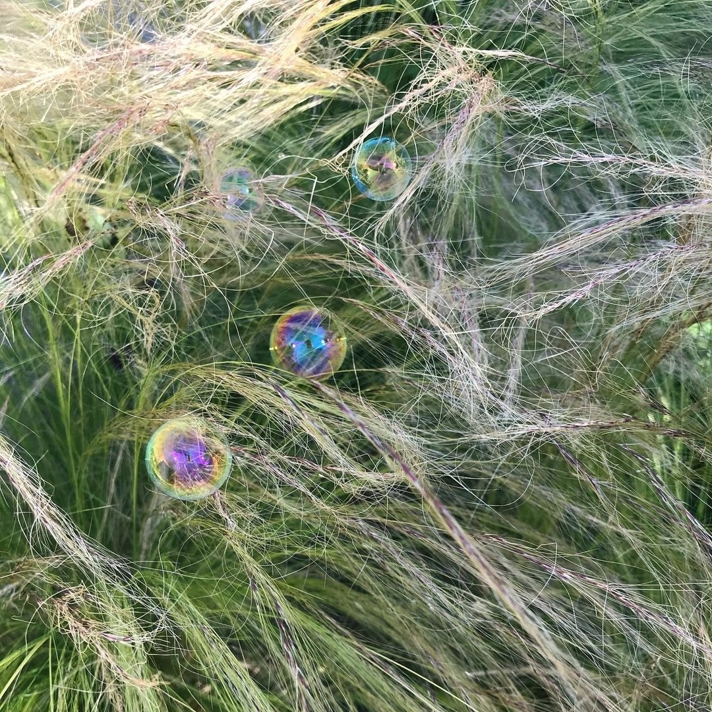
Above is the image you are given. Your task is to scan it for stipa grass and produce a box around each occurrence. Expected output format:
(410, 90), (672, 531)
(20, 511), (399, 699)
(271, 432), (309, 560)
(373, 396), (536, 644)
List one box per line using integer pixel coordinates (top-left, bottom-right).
(1, 0), (712, 710)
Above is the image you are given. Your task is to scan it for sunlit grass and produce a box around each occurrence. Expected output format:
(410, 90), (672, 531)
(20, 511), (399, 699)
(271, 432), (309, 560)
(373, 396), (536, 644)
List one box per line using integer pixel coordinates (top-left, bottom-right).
(0, 0), (711, 709)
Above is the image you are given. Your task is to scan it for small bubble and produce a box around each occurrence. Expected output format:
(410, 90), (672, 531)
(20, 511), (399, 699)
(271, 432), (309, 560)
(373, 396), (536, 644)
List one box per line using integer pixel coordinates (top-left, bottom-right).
(220, 167), (263, 217)
(351, 137), (413, 201)
(145, 417), (232, 500)
(127, 12), (159, 43)
(270, 306), (347, 380)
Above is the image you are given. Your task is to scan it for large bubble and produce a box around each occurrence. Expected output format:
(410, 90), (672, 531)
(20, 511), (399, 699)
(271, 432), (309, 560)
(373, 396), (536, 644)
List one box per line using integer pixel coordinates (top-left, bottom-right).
(220, 167), (263, 216)
(145, 417), (233, 500)
(351, 137), (413, 201)
(270, 306), (347, 380)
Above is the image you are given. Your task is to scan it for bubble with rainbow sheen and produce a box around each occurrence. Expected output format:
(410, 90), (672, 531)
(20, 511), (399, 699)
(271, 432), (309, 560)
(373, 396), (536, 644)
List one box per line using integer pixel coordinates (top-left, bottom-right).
(270, 306), (347, 380)
(145, 417), (232, 500)
(351, 137), (413, 201)
(220, 167), (263, 216)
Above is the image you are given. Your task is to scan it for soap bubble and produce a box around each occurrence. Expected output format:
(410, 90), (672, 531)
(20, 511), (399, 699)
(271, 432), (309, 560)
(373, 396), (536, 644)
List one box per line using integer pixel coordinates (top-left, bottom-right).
(127, 12), (159, 44)
(145, 417), (232, 500)
(270, 306), (347, 380)
(220, 167), (263, 216)
(351, 137), (413, 201)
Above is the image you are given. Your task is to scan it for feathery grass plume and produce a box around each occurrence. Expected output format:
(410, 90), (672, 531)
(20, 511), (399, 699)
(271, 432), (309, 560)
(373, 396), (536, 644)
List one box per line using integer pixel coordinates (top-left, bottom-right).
(1, 0), (712, 709)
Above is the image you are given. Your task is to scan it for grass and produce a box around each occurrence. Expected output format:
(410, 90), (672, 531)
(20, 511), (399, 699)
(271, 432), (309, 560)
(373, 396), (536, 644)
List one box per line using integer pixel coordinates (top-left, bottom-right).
(1, 0), (712, 709)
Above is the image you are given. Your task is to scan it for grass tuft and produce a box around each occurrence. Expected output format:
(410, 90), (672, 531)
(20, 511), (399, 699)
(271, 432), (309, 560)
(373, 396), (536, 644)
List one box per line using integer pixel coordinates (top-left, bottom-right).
(1, 0), (712, 709)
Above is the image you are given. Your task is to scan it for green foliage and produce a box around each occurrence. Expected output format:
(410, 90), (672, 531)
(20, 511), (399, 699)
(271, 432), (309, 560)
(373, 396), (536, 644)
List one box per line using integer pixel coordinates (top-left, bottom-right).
(0, 0), (712, 709)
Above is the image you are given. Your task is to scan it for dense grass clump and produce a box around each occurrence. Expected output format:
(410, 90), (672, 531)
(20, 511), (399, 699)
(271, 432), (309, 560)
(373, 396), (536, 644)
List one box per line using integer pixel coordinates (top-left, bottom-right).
(1, 0), (712, 709)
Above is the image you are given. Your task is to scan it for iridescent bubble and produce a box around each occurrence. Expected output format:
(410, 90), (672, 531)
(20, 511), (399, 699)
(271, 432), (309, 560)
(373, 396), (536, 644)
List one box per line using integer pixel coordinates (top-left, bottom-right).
(351, 137), (413, 201)
(127, 12), (159, 44)
(270, 306), (347, 380)
(145, 417), (232, 500)
(220, 167), (263, 216)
